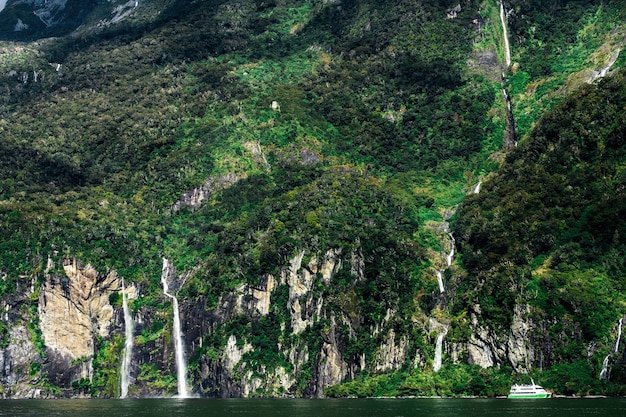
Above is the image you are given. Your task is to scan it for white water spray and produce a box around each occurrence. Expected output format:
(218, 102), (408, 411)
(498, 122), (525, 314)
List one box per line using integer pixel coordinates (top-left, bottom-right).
(436, 231), (455, 293)
(433, 327), (448, 372)
(446, 233), (455, 267)
(615, 318), (623, 353)
(161, 258), (190, 398)
(599, 318), (624, 380)
(120, 280), (134, 398)
(499, 1), (511, 68)
(598, 49), (621, 79)
(436, 270), (445, 293)
(473, 181), (482, 194)
(600, 355), (610, 380)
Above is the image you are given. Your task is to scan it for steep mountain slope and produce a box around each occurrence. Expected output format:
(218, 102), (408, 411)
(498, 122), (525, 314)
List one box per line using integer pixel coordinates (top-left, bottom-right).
(0, 0), (624, 398)
(453, 70), (626, 394)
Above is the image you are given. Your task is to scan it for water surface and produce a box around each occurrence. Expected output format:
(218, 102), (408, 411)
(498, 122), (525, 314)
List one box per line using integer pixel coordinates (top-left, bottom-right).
(0, 398), (625, 417)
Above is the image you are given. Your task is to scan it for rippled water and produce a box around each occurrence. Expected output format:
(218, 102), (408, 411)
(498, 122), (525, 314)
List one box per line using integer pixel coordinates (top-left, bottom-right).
(0, 398), (625, 417)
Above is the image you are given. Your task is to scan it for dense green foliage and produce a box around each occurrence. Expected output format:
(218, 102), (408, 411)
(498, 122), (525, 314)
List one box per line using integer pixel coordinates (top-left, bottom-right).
(505, 0), (626, 138)
(0, 0), (493, 320)
(0, 0), (624, 397)
(326, 363), (512, 397)
(454, 69), (626, 388)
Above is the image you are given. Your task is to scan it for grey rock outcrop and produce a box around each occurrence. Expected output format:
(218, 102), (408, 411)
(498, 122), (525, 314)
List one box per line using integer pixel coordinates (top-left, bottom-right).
(0, 325), (42, 398)
(172, 174), (240, 212)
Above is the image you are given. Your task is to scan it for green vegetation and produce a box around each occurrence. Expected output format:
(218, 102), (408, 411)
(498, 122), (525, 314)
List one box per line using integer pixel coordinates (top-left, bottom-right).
(326, 364), (512, 397)
(506, 0), (626, 139)
(453, 69), (626, 392)
(0, 0), (624, 398)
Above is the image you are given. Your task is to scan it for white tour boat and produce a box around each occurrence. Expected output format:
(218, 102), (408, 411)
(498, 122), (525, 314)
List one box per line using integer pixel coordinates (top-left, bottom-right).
(508, 379), (552, 399)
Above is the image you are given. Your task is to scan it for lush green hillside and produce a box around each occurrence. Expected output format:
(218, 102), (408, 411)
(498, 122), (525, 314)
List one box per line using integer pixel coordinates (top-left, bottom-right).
(506, 0), (626, 138)
(0, 0), (624, 398)
(0, 0), (493, 302)
(453, 69), (626, 392)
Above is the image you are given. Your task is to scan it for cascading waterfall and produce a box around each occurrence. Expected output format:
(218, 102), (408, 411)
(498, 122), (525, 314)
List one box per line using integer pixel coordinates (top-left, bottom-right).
(498, 2), (517, 148)
(433, 327), (448, 372)
(446, 233), (455, 267)
(499, 1), (511, 68)
(431, 231), (453, 370)
(161, 258), (190, 398)
(120, 279), (134, 399)
(615, 318), (623, 353)
(436, 232), (455, 293)
(473, 181), (482, 194)
(436, 270), (445, 293)
(600, 355), (610, 380)
(600, 318), (624, 380)
(597, 49), (621, 79)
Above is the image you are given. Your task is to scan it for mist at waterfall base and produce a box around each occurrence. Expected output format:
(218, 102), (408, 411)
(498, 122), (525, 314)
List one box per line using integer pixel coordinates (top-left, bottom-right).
(1, 398), (625, 417)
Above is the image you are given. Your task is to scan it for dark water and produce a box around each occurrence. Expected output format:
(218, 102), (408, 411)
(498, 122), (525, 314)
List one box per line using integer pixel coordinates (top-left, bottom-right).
(0, 398), (625, 417)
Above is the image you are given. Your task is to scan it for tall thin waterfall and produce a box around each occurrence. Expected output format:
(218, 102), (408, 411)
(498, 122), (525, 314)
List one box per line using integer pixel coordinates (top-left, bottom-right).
(616, 318), (623, 353)
(161, 258), (189, 398)
(446, 233), (455, 267)
(436, 270), (445, 293)
(433, 327), (448, 372)
(473, 181), (482, 194)
(120, 280), (134, 398)
(499, 1), (511, 68)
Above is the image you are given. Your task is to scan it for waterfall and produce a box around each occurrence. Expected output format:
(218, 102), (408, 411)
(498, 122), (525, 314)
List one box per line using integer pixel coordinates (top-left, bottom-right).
(161, 258), (190, 398)
(600, 355), (610, 380)
(499, 1), (511, 68)
(120, 280), (134, 399)
(435, 231), (455, 293)
(436, 270), (445, 293)
(446, 233), (455, 267)
(433, 329), (448, 372)
(599, 318), (624, 380)
(616, 318), (623, 353)
(473, 181), (482, 194)
(598, 49), (621, 79)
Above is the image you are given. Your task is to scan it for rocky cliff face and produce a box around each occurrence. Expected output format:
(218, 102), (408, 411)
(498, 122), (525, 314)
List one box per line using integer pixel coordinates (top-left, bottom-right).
(0, 324), (42, 398)
(184, 250), (350, 397)
(0, 0), (156, 39)
(0, 249), (615, 398)
(0, 271), (41, 397)
(0, 258), (126, 397)
(177, 249), (438, 397)
(38, 259), (125, 389)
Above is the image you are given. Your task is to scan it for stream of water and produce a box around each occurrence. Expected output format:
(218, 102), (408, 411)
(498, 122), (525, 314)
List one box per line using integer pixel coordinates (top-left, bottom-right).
(433, 330), (447, 372)
(161, 258), (189, 398)
(120, 280), (134, 399)
(499, 1), (511, 68)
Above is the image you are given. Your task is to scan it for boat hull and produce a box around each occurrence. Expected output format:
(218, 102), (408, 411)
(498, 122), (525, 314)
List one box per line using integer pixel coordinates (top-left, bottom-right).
(508, 393), (552, 399)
